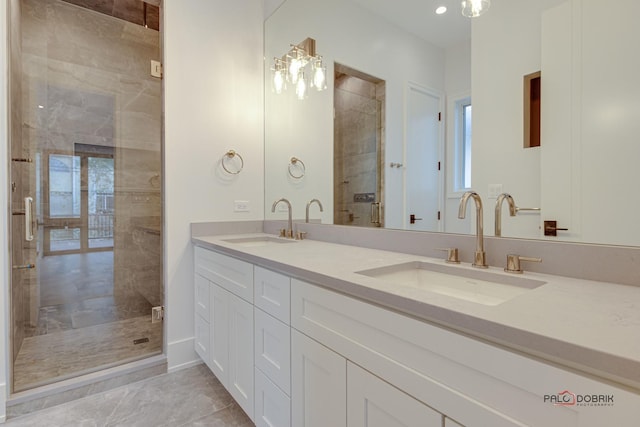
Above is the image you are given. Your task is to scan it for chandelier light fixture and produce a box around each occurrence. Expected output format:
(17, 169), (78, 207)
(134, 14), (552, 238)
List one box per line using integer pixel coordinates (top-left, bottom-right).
(271, 37), (327, 100)
(461, 0), (490, 18)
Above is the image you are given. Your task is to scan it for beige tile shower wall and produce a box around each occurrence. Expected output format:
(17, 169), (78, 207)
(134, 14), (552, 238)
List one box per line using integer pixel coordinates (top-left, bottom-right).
(20, 0), (162, 310)
(334, 75), (381, 227)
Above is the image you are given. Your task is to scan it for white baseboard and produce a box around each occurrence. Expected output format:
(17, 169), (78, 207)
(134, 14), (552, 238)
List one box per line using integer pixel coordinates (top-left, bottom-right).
(167, 336), (200, 373)
(0, 381), (6, 424)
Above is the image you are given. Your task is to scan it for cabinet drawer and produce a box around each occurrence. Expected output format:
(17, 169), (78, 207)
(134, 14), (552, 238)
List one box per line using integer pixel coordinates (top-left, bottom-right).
(255, 368), (291, 427)
(194, 314), (210, 365)
(195, 246), (253, 302)
(254, 266), (290, 324)
(195, 274), (210, 321)
(255, 308), (291, 395)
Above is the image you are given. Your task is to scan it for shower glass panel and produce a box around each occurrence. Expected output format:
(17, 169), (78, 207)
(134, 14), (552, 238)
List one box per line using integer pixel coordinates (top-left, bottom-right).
(9, 0), (163, 392)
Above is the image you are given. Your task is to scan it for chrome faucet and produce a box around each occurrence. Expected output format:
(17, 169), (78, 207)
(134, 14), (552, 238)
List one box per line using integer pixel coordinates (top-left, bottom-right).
(494, 193), (517, 237)
(305, 199), (324, 223)
(458, 191), (488, 268)
(271, 198), (293, 238)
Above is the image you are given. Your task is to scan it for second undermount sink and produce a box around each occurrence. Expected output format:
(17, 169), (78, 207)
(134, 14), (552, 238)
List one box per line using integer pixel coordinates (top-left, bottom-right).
(356, 261), (546, 306)
(222, 236), (298, 247)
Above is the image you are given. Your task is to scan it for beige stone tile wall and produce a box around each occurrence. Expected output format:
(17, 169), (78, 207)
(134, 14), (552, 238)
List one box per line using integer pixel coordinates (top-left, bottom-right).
(333, 73), (384, 227)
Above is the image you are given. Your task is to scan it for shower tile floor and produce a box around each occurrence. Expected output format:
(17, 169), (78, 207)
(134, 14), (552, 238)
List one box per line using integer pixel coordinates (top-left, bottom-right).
(6, 364), (253, 426)
(14, 316), (162, 391)
(14, 251), (161, 391)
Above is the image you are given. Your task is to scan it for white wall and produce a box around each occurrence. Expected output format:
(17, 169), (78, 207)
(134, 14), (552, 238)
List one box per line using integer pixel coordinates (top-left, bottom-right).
(164, 0), (264, 369)
(264, 0), (445, 229)
(472, 0), (545, 239)
(443, 40), (472, 234)
(571, 0), (640, 246)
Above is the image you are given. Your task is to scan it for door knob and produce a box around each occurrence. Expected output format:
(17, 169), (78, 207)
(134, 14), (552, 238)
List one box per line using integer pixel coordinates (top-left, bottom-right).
(409, 214), (423, 224)
(543, 220), (569, 236)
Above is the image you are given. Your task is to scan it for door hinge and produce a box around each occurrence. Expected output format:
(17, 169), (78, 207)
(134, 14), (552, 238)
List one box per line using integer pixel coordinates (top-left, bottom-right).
(438, 112), (442, 121)
(152, 306), (164, 323)
(437, 211), (441, 220)
(438, 161), (441, 170)
(151, 60), (163, 78)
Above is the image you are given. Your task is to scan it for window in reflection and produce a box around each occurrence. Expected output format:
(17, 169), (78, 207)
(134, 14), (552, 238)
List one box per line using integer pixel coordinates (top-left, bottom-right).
(454, 97), (472, 190)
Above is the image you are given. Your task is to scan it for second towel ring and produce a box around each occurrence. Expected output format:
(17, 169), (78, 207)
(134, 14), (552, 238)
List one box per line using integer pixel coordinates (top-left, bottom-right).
(222, 150), (244, 175)
(288, 157), (306, 179)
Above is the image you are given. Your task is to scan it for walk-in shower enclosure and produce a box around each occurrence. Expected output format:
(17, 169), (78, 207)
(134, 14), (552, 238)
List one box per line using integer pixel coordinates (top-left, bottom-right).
(8, 0), (163, 392)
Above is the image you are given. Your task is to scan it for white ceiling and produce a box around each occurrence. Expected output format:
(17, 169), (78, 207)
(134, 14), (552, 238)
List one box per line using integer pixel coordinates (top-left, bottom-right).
(265, 0), (571, 50)
(264, 0), (471, 50)
(350, 0), (471, 49)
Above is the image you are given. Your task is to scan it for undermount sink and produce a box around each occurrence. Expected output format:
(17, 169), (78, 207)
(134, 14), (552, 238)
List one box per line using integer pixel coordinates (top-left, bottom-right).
(356, 261), (546, 306)
(222, 236), (298, 247)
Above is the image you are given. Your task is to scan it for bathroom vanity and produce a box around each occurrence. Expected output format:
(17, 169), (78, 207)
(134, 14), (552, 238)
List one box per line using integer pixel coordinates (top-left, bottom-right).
(192, 231), (640, 426)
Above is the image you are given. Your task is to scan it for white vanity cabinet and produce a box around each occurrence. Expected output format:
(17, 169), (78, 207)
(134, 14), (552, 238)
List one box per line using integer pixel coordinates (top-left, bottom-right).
(194, 244), (639, 427)
(194, 247), (254, 421)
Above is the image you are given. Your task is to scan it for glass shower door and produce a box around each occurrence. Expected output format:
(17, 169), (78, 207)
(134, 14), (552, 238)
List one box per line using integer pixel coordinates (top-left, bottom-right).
(9, 0), (163, 392)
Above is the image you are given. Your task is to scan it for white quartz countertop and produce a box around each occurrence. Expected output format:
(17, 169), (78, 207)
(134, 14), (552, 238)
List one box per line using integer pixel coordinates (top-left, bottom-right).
(192, 233), (640, 390)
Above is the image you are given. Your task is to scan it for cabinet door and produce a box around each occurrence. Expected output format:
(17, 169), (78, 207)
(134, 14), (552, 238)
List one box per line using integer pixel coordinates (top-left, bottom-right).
(195, 274), (210, 321)
(292, 330), (346, 427)
(194, 314), (210, 365)
(347, 362), (442, 427)
(210, 283), (229, 386)
(228, 293), (255, 421)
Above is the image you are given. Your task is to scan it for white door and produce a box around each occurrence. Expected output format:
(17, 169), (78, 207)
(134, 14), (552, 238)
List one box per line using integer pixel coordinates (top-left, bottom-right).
(228, 292), (255, 421)
(210, 283), (229, 386)
(347, 362), (442, 427)
(291, 330), (346, 427)
(405, 84), (442, 231)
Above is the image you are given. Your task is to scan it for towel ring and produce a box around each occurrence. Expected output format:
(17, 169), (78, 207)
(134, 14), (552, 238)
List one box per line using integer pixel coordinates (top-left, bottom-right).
(288, 157), (306, 179)
(222, 150), (244, 175)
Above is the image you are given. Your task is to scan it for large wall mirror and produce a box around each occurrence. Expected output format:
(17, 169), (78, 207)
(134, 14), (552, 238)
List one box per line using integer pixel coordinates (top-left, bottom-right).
(264, 0), (640, 247)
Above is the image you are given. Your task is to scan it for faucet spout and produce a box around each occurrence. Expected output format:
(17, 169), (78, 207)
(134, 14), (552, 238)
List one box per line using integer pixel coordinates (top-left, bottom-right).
(494, 193), (517, 237)
(305, 199), (324, 223)
(271, 198), (293, 238)
(458, 191), (488, 268)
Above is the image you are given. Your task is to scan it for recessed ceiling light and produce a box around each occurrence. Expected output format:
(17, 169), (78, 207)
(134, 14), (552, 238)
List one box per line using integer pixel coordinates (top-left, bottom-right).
(435, 6), (447, 15)
(37, 105), (44, 109)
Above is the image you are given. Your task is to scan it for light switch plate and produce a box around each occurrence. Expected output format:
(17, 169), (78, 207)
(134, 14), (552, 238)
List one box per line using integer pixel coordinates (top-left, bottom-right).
(234, 200), (250, 212)
(488, 184), (503, 199)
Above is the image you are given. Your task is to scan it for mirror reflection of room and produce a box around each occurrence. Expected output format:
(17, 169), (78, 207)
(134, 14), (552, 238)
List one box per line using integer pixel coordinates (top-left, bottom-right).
(265, 0), (640, 247)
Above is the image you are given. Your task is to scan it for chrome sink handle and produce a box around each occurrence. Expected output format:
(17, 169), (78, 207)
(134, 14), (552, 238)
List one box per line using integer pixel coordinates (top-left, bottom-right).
(505, 254), (542, 274)
(435, 248), (460, 264)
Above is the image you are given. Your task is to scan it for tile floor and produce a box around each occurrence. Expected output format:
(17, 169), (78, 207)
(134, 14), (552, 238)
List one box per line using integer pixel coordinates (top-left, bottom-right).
(14, 251), (160, 391)
(14, 316), (162, 391)
(5, 364), (254, 426)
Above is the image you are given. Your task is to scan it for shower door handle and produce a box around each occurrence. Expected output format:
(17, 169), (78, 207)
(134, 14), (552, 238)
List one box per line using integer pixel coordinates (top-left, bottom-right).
(24, 196), (34, 242)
